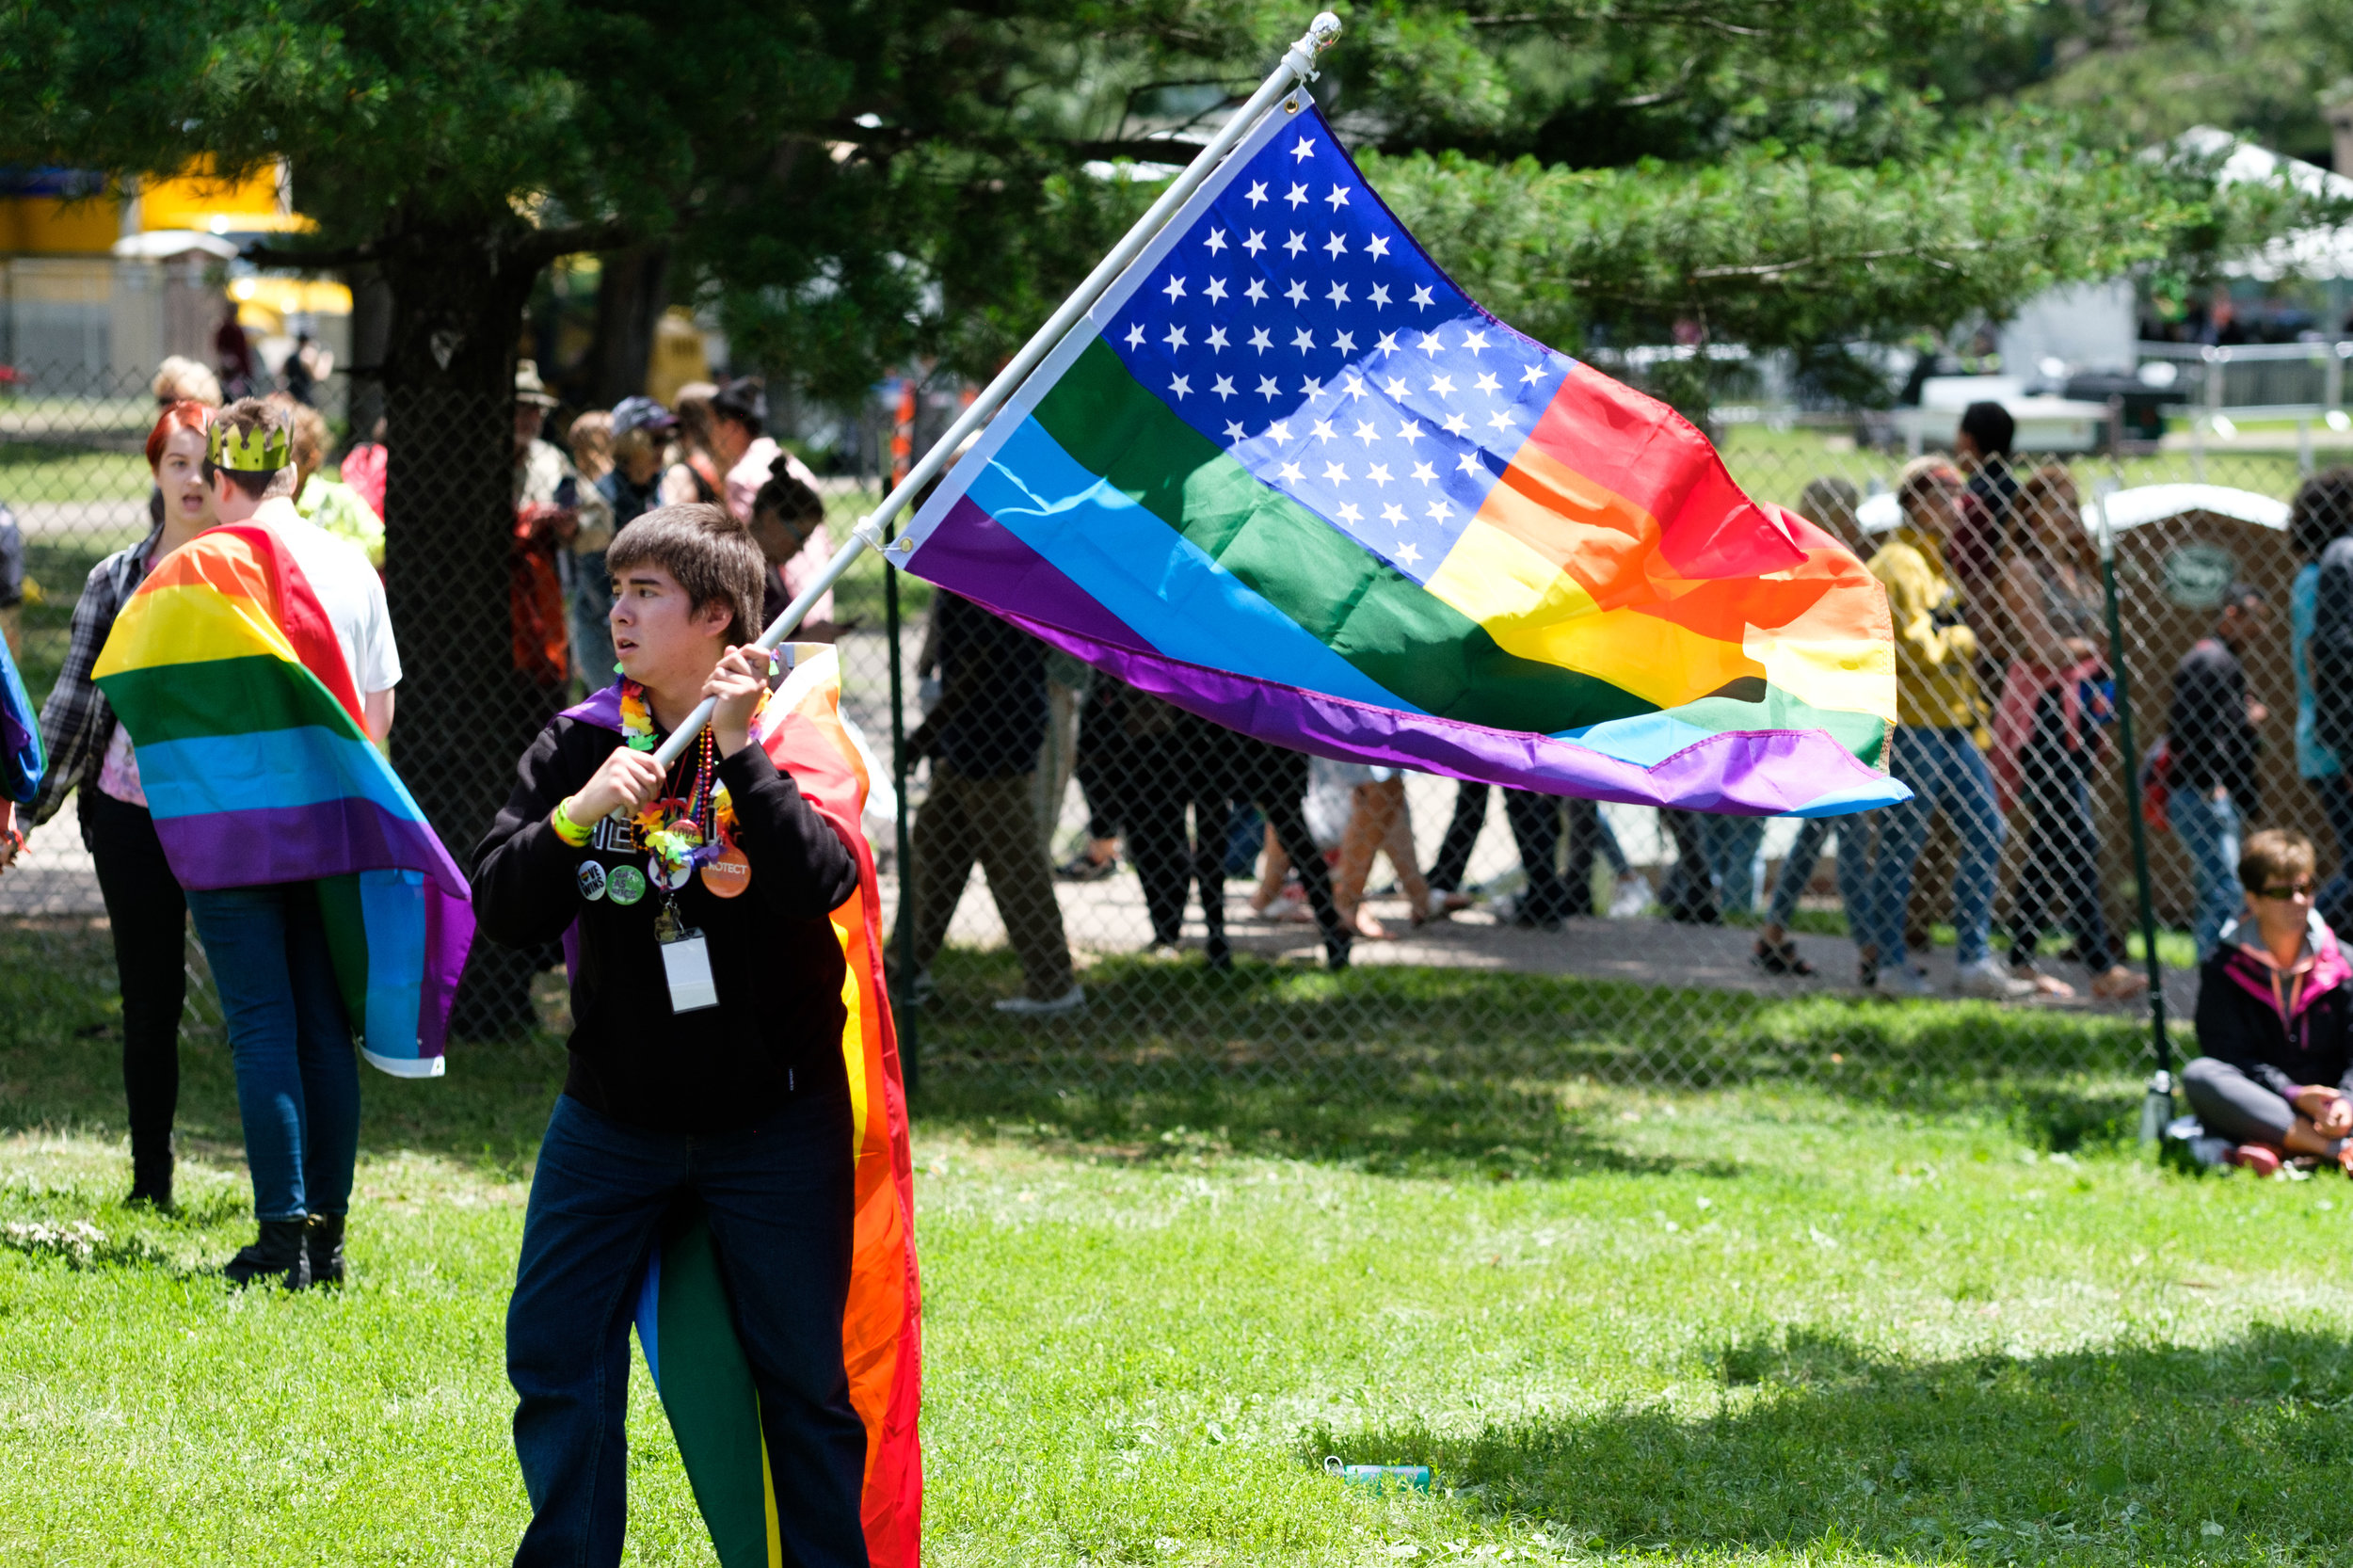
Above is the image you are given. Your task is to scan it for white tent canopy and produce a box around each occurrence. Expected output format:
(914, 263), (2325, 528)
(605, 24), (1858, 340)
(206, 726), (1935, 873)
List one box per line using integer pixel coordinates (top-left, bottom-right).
(1856, 481), (2287, 537)
(2168, 126), (2353, 282)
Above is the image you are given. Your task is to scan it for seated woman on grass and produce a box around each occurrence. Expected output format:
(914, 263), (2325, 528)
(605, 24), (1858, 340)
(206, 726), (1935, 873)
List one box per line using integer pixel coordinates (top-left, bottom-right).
(2187, 828), (2353, 1175)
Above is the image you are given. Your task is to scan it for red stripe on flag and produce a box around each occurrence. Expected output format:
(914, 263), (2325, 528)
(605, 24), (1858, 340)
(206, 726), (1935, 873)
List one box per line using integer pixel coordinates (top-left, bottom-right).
(1519, 366), (1807, 581)
(216, 523), (364, 724)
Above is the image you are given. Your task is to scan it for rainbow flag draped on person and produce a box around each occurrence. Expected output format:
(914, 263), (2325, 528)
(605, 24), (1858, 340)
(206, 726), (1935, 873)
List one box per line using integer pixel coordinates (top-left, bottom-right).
(901, 103), (1902, 815)
(562, 645), (921, 1568)
(90, 523), (472, 1075)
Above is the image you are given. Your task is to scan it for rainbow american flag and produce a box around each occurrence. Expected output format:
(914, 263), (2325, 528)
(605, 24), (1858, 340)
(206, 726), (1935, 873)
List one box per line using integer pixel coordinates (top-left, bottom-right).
(902, 103), (1901, 815)
(90, 524), (472, 1075)
(564, 646), (922, 1568)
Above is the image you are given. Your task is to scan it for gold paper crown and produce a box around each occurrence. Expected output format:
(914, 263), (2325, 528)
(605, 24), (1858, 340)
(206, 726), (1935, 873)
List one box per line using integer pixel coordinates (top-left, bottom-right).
(207, 420), (291, 473)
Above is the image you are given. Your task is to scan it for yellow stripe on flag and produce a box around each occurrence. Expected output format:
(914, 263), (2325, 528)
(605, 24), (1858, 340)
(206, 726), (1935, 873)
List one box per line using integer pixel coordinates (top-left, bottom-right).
(93, 580), (300, 680)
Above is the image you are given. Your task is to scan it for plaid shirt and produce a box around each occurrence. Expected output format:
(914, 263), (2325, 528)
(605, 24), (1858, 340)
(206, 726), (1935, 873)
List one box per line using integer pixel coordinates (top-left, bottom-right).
(31, 520), (162, 828)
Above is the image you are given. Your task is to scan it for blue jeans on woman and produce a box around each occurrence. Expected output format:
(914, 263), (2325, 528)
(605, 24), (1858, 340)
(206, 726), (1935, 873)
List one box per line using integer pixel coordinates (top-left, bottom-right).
(184, 882), (360, 1223)
(1856, 727), (2006, 969)
(506, 1090), (868, 1568)
(1766, 817), (1873, 929)
(2169, 785), (2243, 961)
(1701, 815), (1767, 917)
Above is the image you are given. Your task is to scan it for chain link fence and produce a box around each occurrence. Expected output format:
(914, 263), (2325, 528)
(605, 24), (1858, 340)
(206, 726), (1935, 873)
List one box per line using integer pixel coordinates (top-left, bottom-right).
(7, 360), (2347, 1118)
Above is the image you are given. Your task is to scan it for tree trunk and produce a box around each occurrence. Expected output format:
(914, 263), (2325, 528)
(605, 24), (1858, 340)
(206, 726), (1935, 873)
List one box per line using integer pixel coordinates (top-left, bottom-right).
(376, 212), (558, 1035)
(344, 263), (393, 446)
(585, 241), (671, 406)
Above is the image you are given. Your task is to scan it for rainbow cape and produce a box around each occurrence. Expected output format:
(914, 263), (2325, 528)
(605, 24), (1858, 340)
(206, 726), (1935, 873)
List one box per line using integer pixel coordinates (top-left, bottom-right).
(564, 646), (922, 1568)
(902, 104), (1903, 816)
(90, 523), (472, 1076)
(0, 633), (40, 806)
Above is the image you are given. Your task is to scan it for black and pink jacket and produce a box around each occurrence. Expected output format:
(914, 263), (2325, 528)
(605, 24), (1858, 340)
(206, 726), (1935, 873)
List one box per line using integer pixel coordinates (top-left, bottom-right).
(2193, 911), (2353, 1101)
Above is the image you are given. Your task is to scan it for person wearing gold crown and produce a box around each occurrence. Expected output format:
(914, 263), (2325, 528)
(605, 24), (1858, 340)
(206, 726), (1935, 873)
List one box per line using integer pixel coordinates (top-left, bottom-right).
(176, 399), (406, 1288)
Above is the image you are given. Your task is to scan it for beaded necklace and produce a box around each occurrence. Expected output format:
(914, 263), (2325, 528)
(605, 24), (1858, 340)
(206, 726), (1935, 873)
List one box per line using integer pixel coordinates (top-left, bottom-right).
(618, 679), (760, 878)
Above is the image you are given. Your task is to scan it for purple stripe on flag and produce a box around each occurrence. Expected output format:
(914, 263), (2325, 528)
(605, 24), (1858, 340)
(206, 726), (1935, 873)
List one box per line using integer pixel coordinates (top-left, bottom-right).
(984, 600), (1903, 816)
(152, 797), (469, 893)
(909, 496), (1156, 650)
(418, 881), (469, 1058)
(562, 684), (625, 729)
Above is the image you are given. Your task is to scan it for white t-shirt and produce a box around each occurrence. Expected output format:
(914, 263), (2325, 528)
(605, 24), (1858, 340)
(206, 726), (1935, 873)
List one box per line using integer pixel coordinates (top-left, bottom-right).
(247, 497), (401, 696)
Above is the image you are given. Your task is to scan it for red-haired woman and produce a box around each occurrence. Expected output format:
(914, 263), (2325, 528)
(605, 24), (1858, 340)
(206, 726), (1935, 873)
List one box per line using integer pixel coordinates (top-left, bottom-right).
(16, 401), (216, 1207)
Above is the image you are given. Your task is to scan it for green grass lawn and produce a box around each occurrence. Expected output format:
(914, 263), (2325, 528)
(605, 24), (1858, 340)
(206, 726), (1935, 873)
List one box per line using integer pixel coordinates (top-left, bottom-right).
(7, 920), (2353, 1565)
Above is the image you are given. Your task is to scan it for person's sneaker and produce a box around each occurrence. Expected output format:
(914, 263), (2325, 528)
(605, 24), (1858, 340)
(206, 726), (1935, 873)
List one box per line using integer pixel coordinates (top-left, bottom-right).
(993, 985), (1086, 1017)
(1054, 853), (1117, 883)
(222, 1219), (312, 1290)
(1607, 874), (1652, 920)
(2227, 1144), (2284, 1176)
(307, 1213), (346, 1288)
(1953, 957), (2037, 1000)
(1874, 965), (1935, 998)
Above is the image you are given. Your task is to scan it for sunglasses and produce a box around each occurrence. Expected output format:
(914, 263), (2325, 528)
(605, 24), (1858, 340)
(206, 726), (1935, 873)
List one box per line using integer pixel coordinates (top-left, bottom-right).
(2257, 882), (2315, 902)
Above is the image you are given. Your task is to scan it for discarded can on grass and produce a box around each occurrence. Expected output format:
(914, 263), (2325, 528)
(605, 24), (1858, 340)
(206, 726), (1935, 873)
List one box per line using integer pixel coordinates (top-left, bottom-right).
(1324, 1456), (1433, 1494)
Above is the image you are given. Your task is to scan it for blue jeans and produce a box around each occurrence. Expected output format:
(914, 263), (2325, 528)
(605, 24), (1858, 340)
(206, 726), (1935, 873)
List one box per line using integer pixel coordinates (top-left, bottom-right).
(1701, 815), (1767, 918)
(507, 1092), (867, 1568)
(1765, 816), (1871, 930)
(184, 883), (360, 1223)
(570, 549), (615, 685)
(2315, 773), (2353, 934)
(1858, 728), (2005, 968)
(2169, 785), (2243, 961)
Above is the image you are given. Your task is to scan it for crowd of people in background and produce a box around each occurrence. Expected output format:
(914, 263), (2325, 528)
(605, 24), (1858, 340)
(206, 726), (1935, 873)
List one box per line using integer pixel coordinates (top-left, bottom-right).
(30, 347), (2353, 1027)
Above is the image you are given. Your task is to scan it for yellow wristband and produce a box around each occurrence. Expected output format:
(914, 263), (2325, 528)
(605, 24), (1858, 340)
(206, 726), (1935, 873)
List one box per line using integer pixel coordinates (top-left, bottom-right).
(551, 796), (594, 848)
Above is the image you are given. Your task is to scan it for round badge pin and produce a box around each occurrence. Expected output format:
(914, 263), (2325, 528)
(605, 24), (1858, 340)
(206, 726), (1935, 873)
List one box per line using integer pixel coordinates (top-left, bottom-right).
(699, 845), (753, 899)
(607, 864), (648, 906)
(577, 861), (609, 903)
(649, 852), (694, 892)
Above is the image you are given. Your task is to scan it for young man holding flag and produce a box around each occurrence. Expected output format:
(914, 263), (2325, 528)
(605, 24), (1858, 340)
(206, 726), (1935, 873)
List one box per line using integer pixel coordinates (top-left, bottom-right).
(472, 503), (918, 1568)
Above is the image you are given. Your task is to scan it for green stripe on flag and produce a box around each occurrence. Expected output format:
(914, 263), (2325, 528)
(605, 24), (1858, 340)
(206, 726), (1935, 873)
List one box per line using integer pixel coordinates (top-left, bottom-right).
(653, 1215), (774, 1567)
(96, 654), (366, 744)
(1034, 337), (1657, 734)
(314, 874), (372, 1034)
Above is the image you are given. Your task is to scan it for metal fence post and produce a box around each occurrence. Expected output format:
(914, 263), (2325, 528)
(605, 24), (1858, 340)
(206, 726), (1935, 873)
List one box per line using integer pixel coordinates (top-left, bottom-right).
(2095, 497), (2175, 1142)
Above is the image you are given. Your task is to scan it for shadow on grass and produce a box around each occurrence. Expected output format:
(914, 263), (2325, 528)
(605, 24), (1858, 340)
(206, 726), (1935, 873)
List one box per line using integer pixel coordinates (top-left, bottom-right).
(0, 920), (2164, 1181)
(2, 920), (567, 1176)
(1319, 1324), (2353, 1562)
(907, 948), (2168, 1172)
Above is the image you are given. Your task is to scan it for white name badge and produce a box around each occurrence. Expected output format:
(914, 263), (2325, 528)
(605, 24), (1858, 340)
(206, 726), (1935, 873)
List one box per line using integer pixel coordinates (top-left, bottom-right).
(660, 927), (719, 1013)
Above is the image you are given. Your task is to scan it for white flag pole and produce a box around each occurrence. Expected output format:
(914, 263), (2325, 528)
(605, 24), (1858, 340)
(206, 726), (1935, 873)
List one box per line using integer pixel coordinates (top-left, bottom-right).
(642, 10), (1344, 769)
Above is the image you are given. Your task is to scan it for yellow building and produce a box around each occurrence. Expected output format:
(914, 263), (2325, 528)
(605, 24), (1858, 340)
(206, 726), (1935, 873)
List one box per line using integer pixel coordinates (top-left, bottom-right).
(0, 159), (349, 392)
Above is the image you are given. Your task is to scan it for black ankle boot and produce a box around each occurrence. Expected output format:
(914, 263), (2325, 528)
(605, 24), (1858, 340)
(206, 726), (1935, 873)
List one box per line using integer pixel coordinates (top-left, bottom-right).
(307, 1213), (346, 1287)
(223, 1219), (312, 1290)
(126, 1136), (173, 1210)
(1205, 931), (1232, 970)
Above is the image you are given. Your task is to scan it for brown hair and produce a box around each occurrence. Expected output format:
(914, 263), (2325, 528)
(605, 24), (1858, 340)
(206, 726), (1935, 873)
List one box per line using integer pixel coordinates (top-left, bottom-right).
(752, 466), (824, 533)
(2010, 464), (2097, 575)
(2239, 828), (2317, 893)
(605, 504), (765, 646)
(265, 393), (331, 476)
(204, 397), (297, 501)
(1896, 456), (1961, 510)
(568, 409), (614, 483)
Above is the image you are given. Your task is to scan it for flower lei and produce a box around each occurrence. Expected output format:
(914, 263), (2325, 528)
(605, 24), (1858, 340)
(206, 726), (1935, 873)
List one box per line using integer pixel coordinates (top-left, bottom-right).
(619, 678), (765, 876)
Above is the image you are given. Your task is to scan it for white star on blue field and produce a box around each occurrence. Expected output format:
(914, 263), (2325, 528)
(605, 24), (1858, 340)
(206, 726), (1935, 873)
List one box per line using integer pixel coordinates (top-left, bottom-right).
(1102, 110), (1577, 585)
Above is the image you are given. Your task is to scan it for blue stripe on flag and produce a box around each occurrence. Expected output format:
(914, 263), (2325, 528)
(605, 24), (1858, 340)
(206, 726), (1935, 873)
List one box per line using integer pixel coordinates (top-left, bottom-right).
(355, 869), (427, 1064)
(136, 727), (425, 824)
(967, 414), (1426, 714)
